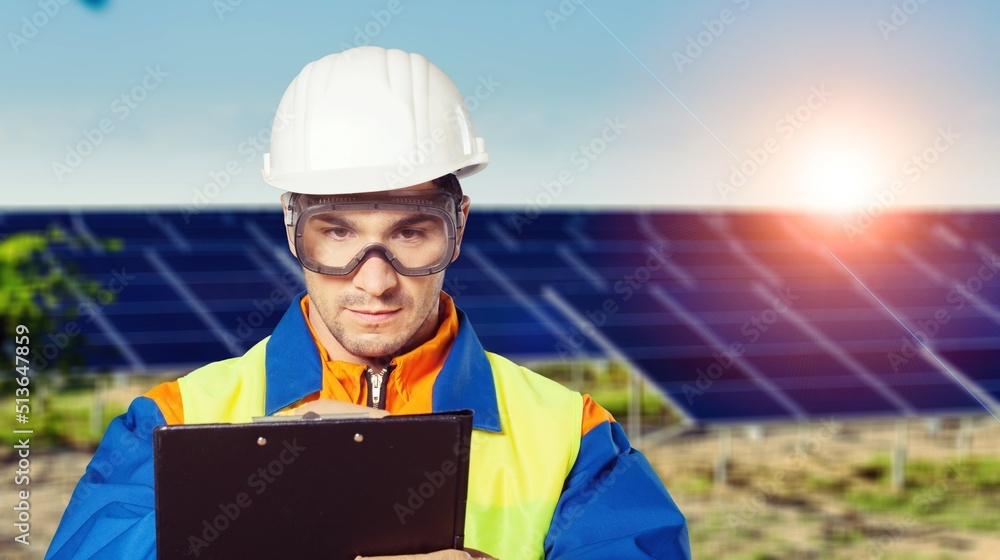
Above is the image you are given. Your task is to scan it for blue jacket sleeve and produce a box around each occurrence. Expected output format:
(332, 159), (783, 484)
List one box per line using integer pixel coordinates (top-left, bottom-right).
(544, 420), (691, 559)
(46, 396), (165, 559)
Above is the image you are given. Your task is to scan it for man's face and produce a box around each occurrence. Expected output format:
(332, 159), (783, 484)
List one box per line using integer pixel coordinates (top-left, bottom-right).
(286, 181), (468, 364)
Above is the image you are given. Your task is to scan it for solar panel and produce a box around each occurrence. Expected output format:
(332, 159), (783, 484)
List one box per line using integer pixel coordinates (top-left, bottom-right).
(478, 210), (998, 422)
(2, 208), (997, 423)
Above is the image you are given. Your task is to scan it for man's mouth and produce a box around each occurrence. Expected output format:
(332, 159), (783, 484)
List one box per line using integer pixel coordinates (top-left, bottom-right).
(347, 308), (400, 326)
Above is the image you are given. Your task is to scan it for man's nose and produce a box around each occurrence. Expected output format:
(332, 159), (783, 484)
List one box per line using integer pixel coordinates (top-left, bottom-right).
(352, 253), (399, 296)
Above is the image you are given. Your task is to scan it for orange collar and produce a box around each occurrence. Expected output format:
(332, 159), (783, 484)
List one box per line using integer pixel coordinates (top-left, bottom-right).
(299, 292), (459, 414)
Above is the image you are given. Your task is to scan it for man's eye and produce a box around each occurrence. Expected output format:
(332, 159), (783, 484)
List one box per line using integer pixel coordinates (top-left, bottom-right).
(324, 227), (352, 239)
(398, 228), (423, 240)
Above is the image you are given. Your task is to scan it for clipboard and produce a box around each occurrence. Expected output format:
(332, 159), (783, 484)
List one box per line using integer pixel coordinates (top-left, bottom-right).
(153, 410), (473, 560)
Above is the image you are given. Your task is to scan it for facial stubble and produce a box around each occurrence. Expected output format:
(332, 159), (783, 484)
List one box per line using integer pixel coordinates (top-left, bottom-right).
(305, 272), (445, 361)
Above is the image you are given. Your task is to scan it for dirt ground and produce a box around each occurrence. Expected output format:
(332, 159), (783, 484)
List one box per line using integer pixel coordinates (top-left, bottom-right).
(1, 448), (89, 559)
(646, 416), (1000, 559)
(2, 416), (998, 559)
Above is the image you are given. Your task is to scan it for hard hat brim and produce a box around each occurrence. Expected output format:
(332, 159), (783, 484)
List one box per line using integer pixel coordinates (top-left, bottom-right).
(263, 153), (488, 195)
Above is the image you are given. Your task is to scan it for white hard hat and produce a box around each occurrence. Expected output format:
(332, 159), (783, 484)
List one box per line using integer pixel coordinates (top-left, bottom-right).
(261, 46), (488, 195)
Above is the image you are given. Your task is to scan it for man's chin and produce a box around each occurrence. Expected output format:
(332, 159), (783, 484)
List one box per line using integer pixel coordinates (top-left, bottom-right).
(341, 333), (405, 361)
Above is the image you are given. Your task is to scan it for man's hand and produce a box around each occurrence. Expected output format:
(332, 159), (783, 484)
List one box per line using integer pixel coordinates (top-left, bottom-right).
(274, 399), (391, 418)
(356, 548), (496, 559)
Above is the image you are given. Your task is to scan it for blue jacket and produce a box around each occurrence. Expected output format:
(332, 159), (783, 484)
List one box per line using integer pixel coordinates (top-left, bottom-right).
(47, 296), (690, 559)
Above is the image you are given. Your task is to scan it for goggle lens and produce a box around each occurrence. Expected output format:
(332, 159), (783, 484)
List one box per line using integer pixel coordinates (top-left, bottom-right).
(288, 192), (459, 277)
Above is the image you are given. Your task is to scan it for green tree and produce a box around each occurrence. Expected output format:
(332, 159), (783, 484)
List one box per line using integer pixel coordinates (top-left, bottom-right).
(1, 227), (119, 373)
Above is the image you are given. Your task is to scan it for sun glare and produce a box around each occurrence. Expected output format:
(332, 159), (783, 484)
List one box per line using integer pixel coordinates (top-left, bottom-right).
(801, 147), (880, 212)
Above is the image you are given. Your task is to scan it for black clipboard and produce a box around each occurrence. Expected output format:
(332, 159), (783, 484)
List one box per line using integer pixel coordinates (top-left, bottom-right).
(153, 410), (472, 560)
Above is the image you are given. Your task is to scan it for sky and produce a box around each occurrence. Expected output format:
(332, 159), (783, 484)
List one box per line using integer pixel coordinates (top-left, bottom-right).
(2, 0), (999, 211)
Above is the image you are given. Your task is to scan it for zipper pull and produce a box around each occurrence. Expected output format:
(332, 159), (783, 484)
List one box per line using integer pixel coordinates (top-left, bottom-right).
(365, 364), (395, 410)
(370, 367), (385, 408)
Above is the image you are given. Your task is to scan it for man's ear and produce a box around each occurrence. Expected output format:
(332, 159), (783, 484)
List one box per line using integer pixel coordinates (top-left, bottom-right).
(281, 193), (297, 257)
(452, 195), (471, 262)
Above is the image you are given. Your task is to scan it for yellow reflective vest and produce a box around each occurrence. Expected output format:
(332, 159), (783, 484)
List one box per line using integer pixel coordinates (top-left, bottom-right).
(47, 295), (690, 559)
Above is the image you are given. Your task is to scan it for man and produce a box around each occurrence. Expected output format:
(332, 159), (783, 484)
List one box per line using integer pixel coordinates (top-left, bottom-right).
(47, 46), (690, 559)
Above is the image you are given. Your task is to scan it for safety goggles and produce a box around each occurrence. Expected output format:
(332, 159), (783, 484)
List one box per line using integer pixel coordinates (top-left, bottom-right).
(283, 191), (464, 277)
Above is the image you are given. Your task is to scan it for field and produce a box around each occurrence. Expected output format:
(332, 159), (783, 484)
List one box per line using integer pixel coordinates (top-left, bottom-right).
(651, 417), (1000, 559)
(1, 374), (998, 559)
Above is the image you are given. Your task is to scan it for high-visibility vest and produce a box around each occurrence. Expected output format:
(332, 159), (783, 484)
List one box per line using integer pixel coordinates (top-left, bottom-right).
(178, 338), (583, 559)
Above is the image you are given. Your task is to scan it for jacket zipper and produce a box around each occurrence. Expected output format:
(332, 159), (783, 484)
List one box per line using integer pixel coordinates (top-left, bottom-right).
(365, 364), (393, 410)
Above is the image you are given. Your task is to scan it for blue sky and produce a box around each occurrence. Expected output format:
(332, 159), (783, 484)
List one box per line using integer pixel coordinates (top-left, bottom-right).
(3, 0), (998, 210)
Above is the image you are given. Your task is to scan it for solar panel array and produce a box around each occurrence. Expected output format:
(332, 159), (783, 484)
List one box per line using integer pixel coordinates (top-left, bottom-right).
(2, 208), (998, 424)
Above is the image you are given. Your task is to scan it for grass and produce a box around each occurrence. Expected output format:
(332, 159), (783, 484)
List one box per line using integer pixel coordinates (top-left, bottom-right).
(0, 378), (136, 449)
(805, 474), (848, 493)
(531, 360), (680, 422)
(675, 446), (1000, 559)
(842, 455), (1000, 533)
(586, 385), (669, 418)
(674, 469), (714, 496)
